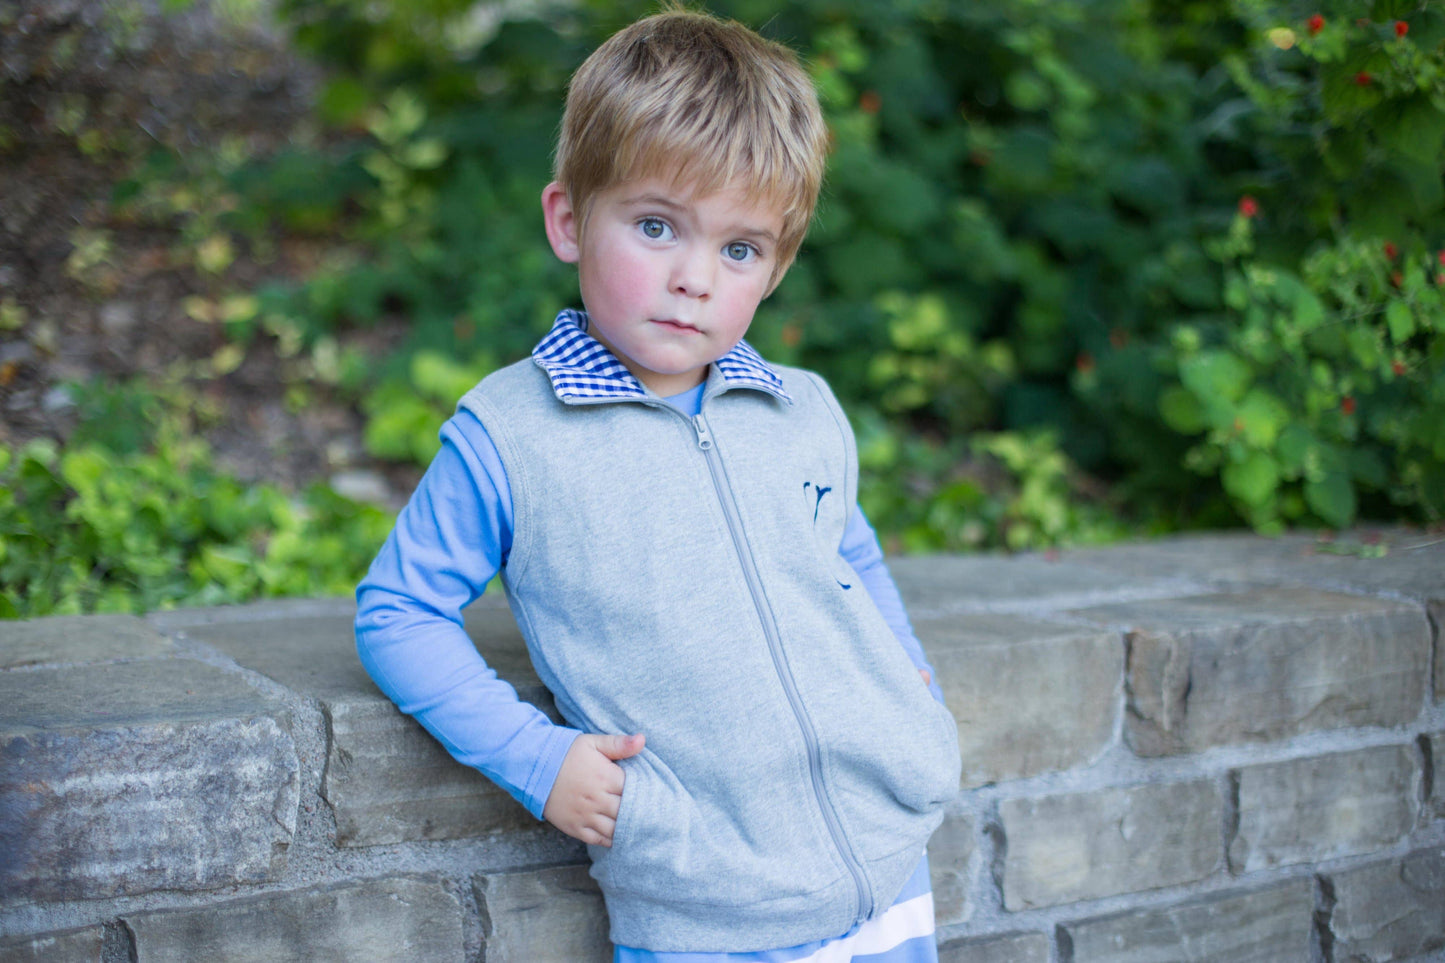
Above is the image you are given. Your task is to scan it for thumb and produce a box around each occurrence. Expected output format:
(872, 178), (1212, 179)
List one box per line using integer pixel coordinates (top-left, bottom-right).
(595, 732), (646, 761)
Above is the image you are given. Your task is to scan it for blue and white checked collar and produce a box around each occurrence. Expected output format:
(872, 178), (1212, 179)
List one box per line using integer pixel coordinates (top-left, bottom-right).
(531, 309), (792, 405)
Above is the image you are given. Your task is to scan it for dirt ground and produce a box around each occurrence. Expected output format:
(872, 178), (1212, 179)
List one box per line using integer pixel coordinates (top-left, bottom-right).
(0, 1), (416, 505)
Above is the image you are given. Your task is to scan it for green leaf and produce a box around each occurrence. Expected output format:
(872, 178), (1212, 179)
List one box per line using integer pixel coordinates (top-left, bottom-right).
(1382, 97), (1445, 166)
(1159, 386), (1207, 434)
(59, 448), (110, 494)
(1235, 389), (1289, 448)
(1292, 290), (1325, 332)
(1222, 450), (1279, 507)
(1180, 350), (1251, 403)
(1276, 425), (1315, 477)
(1305, 472), (1357, 528)
(1386, 300), (1416, 343)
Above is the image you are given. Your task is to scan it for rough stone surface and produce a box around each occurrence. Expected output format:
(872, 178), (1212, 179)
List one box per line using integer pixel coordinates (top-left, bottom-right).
(937, 931), (1050, 963)
(473, 864), (610, 962)
(1070, 588), (1429, 756)
(0, 927), (102, 963)
(126, 876), (465, 963)
(1230, 745), (1419, 874)
(1434, 600), (1443, 707)
(1062, 529), (1445, 603)
(927, 810), (976, 926)
(174, 611), (381, 700)
(916, 614), (1120, 787)
(170, 600), (560, 847)
(0, 614), (176, 668)
(0, 660), (298, 899)
(1430, 730), (1444, 822)
(1327, 847), (1445, 962)
(323, 697), (537, 846)
(998, 780), (1221, 910)
(886, 554), (1181, 616)
(1060, 879), (1314, 962)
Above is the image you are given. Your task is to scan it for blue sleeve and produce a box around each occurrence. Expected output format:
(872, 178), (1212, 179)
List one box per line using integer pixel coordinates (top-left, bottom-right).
(354, 409), (581, 820)
(840, 507), (945, 703)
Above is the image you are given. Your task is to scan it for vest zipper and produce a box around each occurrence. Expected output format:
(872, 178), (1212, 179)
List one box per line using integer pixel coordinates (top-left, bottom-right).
(689, 411), (873, 925)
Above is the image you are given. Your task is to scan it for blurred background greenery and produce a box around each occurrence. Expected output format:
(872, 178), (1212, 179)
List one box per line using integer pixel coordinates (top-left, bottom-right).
(2, 0), (1442, 616)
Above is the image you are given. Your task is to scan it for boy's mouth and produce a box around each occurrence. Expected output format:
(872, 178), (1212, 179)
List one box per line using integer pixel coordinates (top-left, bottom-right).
(651, 319), (701, 333)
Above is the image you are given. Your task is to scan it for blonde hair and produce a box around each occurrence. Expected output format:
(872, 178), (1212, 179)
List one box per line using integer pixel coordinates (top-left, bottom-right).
(554, 6), (828, 286)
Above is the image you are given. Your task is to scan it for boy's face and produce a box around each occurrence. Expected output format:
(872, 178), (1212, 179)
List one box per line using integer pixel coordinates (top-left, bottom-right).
(542, 176), (784, 397)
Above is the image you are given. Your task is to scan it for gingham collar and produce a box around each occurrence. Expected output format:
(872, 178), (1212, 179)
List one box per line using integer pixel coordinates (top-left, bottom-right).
(530, 309), (792, 405)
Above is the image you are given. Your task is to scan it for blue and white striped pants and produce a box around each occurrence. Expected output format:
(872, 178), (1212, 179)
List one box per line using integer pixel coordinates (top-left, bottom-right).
(614, 854), (937, 963)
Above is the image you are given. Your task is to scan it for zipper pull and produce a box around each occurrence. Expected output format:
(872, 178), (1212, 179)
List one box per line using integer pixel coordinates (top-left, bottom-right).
(691, 414), (714, 450)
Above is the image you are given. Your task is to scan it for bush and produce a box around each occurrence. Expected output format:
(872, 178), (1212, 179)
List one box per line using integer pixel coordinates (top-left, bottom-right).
(123, 0), (1445, 545)
(0, 382), (392, 618)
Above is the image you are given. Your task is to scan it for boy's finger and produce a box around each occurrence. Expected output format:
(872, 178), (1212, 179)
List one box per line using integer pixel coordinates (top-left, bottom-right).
(595, 732), (646, 761)
(920, 670), (932, 686)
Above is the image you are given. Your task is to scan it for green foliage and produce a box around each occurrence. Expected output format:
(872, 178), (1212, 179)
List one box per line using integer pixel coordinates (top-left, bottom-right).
(111, 0), (1445, 568)
(362, 349), (495, 465)
(1099, 1), (1445, 528)
(0, 382), (392, 618)
(858, 422), (1127, 554)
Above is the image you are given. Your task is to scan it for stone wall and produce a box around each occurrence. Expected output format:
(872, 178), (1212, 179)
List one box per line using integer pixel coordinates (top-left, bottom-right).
(1, 530), (1442, 962)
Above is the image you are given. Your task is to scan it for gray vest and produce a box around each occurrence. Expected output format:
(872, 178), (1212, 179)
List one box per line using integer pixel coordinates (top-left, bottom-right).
(459, 358), (960, 952)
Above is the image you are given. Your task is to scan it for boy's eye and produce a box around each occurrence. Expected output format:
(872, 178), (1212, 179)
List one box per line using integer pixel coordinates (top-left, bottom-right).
(724, 241), (756, 262)
(638, 217), (670, 240)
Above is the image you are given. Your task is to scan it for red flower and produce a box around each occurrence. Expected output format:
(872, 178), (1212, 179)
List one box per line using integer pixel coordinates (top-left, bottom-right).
(858, 90), (882, 115)
(1391, 270), (1403, 288)
(1341, 396), (1356, 416)
(1395, 20), (1409, 38)
(1238, 195), (1259, 218)
(1384, 242), (1398, 259)
(1355, 71), (1373, 86)
(1075, 352), (1096, 375)
(1392, 360), (1406, 376)
(1438, 250), (1445, 267)
(1307, 13), (1325, 34)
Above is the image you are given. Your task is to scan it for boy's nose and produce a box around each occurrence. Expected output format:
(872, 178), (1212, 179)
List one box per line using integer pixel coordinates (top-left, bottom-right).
(669, 246), (714, 299)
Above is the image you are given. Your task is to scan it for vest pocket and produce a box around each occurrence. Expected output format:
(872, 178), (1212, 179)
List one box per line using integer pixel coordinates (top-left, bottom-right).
(607, 751), (652, 856)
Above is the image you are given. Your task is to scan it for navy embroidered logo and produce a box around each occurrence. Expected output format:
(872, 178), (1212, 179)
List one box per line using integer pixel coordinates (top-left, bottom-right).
(804, 481), (851, 590)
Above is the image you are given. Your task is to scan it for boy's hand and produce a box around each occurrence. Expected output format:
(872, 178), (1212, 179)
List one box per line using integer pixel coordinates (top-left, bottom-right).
(920, 669), (932, 687)
(544, 732), (645, 847)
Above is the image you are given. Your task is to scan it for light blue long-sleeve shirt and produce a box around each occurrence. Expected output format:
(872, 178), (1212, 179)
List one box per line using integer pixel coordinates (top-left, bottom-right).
(355, 381), (938, 820)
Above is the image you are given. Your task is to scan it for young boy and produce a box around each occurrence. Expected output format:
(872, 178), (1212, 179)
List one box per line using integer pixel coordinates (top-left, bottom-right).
(355, 7), (961, 960)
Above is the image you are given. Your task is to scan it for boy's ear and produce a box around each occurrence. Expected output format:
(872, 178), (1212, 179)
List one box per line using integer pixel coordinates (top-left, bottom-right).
(541, 181), (581, 264)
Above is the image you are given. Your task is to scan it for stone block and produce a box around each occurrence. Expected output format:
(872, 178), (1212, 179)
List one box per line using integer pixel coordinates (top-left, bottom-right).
(1433, 600), (1443, 707)
(1428, 731), (1444, 822)
(0, 927), (102, 963)
(1060, 878), (1313, 962)
(0, 614), (176, 668)
(998, 780), (1221, 910)
(474, 864), (610, 962)
(323, 698), (537, 846)
(173, 600), (558, 847)
(1062, 530), (1445, 604)
(126, 876), (464, 963)
(1327, 847), (1445, 962)
(927, 810), (976, 926)
(937, 931), (1050, 963)
(1229, 745), (1418, 874)
(887, 554), (1181, 617)
(916, 613), (1120, 786)
(0, 660), (297, 899)
(1070, 588), (1429, 755)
